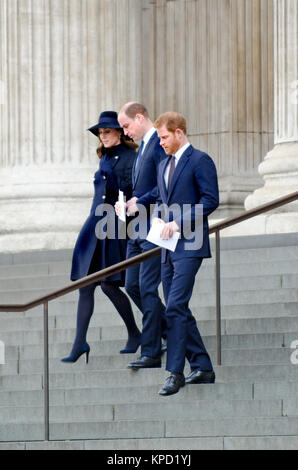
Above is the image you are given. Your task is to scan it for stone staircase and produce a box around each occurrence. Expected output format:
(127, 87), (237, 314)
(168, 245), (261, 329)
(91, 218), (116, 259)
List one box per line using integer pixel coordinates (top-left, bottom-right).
(0, 233), (298, 450)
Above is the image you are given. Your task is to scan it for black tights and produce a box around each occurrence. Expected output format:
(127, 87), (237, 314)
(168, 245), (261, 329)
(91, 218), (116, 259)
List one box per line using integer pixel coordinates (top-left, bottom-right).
(68, 281), (141, 358)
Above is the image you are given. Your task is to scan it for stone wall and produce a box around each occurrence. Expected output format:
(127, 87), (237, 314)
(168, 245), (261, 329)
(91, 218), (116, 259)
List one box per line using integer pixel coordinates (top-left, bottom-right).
(1, 0), (292, 252)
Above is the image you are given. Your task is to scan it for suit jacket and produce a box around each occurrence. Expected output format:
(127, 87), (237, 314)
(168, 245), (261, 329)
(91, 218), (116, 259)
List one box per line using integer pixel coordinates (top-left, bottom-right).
(132, 131), (166, 199)
(154, 145), (219, 261)
(130, 131), (167, 235)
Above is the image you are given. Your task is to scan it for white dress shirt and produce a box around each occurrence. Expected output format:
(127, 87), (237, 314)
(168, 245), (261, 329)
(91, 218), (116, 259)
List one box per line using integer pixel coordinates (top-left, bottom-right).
(164, 142), (191, 187)
(141, 127), (156, 154)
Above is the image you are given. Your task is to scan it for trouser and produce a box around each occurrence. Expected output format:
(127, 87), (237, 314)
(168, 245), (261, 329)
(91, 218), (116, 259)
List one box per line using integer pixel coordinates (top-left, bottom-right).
(125, 237), (166, 358)
(161, 254), (213, 374)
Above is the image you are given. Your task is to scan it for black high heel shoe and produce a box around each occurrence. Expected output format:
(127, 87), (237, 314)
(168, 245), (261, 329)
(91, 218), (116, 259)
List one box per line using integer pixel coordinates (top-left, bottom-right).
(119, 335), (141, 354)
(61, 342), (90, 363)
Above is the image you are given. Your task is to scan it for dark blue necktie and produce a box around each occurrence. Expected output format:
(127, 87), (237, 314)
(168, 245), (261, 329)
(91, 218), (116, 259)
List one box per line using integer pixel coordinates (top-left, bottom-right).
(134, 140), (144, 181)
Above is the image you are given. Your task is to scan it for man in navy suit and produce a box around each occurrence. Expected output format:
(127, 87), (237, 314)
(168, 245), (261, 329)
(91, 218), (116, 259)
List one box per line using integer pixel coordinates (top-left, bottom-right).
(116, 102), (167, 368)
(152, 111), (219, 395)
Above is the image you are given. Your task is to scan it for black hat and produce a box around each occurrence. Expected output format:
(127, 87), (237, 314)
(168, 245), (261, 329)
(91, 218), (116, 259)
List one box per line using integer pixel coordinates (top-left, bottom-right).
(87, 111), (121, 136)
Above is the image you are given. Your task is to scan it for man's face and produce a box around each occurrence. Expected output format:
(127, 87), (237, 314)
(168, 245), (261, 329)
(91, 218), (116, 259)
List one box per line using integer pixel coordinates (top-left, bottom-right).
(118, 112), (144, 141)
(157, 125), (181, 155)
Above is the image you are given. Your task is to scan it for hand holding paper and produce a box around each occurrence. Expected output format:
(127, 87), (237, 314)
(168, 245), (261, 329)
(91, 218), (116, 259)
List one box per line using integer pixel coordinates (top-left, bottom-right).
(117, 190), (126, 222)
(146, 218), (180, 252)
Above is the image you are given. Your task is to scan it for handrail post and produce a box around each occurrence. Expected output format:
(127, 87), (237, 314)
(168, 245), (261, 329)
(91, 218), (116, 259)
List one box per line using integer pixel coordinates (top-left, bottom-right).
(215, 230), (222, 366)
(43, 302), (50, 441)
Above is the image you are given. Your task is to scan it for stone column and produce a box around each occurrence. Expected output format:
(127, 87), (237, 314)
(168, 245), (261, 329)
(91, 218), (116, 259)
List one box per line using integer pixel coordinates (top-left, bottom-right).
(0, 0), (142, 253)
(146, 0), (274, 218)
(245, 0), (298, 233)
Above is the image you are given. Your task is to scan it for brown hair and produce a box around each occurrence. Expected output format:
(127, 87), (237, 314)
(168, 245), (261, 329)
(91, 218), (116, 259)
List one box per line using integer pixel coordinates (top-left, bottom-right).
(122, 102), (149, 119)
(96, 131), (138, 159)
(154, 111), (187, 135)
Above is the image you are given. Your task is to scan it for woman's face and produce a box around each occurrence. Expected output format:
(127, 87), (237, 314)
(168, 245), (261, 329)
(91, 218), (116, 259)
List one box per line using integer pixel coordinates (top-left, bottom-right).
(98, 128), (121, 148)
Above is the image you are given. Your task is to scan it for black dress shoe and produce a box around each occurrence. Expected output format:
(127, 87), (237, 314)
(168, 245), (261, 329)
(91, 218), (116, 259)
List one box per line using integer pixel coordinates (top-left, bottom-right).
(158, 373), (185, 396)
(185, 369), (215, 384)
(127, 355), (161, 370)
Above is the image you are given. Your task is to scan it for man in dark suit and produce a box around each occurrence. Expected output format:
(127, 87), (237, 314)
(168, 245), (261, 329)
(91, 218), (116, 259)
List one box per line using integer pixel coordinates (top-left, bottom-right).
(152, 111), (219, 396)
(116, 102), (167, 368)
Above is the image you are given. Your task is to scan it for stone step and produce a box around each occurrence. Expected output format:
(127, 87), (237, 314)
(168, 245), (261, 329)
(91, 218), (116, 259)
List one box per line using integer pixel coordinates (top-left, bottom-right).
(2, 308), (298, 346)
(190, 286), (298, 307)
(0, 274), (69, 292)
(0, 330), (293, 375)
(0, 267), (298, 294)
(0, 234), (296, 268)
(0, 437), (224, 450)
(0, 261), (69, 279)
(2, 434), (298, 450)
(0, 404), (113, 424)
(2, 302), (298, 345)
(2, 267), (298, 293)
(0, 236), (297, 448)
(223, 435), (298, 451)
(2, 296), (298, 329)
(0, 398), (289, 424)
(2, 272), (298, 301)
(1, 284), (298, 307)
(0, 345), (292, 376)
(0, 381), (254, 406)
(0, 419), (165, 442)
(218, 245), (298, 265)
(14, 331), (292, 358)
(1, 378), (298, 409)
(1, 256), (298, 288)
(1, 363), (298, 392)
(2, 415), (298, 442)
(224, 315), (298, 335)
(0, 249), (72, 267)
(165, 416), (298, 439)
(1, 340), (296, 376)
(72, 315), (298, 341)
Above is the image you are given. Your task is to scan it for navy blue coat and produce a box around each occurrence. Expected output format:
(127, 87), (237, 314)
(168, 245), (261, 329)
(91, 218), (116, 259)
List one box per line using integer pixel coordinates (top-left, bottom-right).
(70, 143), (136, 283)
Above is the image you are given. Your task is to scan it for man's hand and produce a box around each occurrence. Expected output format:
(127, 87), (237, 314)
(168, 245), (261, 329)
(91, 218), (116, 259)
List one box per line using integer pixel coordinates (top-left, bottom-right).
(126, 197), (139, 216)
(114, 200), (127, 217)
(160, 221), (179, 240)
(151, 217), (165, 226)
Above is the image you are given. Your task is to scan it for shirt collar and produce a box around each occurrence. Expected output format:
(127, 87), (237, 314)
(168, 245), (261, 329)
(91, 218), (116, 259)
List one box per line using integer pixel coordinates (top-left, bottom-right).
(174, 142), (191, 162)
(142, 127), (156, 149)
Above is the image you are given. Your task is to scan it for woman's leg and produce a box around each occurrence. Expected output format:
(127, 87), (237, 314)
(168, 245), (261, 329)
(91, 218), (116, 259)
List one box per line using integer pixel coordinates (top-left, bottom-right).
(61, 283), (97, 361)
(101, 281), (141, 353)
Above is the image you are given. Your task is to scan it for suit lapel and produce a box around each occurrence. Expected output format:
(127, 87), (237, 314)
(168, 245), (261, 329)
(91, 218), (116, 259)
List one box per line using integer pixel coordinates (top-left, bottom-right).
(133, 132), (157, 188)
(167, 145), (193, 200)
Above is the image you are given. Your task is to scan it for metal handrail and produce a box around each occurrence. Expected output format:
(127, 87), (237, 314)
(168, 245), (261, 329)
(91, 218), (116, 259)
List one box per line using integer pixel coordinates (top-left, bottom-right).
(209, 190), (298, 366)
(0, 189), (297, 441)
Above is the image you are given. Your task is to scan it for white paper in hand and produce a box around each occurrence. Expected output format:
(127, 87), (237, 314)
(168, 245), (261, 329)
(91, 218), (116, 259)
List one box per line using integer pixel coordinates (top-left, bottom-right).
(118, 190), (126, 222)
(146, 219), (180, 252)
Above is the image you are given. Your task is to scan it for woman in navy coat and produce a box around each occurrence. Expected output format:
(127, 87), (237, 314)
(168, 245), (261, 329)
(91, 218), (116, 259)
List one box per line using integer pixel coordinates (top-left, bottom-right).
(62, 111), (141, 363)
